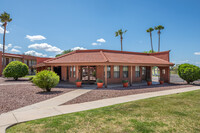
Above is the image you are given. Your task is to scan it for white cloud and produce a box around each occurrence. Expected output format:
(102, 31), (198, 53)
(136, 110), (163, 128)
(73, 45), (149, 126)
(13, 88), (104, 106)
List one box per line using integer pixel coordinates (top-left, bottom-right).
(194, 52), (200, 55)
(24, 50), (47, 57)
(71, 47), (87, 51)
(26, 35), (46, 42)
(13, 46), (22, 49)
(92, 38), (106, 46)
(7, 44), (12, 48)
(97, 38), (106, 43)
(174, 60), (189, 64)
(28, 43), (63, 54)
(0, 27), (9, 34)
(10, 48), (20, 53)
(0, 22), (9, 34)
(0, 43), (12, 51)
(92, 42), (101, 46)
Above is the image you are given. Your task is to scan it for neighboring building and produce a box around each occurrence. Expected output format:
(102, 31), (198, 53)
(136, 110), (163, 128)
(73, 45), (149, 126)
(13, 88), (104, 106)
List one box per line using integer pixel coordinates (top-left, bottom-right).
(0, 51), (52, 76)
(36, 49), (174, 87)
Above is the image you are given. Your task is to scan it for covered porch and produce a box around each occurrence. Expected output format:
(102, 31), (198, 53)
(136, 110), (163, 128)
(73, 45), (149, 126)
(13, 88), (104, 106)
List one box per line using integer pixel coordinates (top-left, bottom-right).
(37, 64), (170, 88)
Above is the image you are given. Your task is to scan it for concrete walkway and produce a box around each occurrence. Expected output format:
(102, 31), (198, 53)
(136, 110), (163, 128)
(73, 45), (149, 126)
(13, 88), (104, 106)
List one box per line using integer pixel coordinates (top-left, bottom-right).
(12, 88), (92, 113)
(1, 86), (199, 133)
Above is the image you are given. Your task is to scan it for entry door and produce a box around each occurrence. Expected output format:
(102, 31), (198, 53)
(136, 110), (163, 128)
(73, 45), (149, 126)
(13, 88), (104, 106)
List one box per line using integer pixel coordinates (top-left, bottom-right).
(81, 66), (96, 84)
(146, 67), (151, 80)
(54, 66), (62, 80)
(6, 58), (9, 65)
(142, 67), (146, 80)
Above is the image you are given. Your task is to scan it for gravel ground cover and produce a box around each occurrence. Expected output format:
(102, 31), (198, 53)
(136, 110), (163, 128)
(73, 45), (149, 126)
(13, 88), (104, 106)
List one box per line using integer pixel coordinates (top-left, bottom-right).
(0, 77), (30, 84)
(63, 83), (198, 105)
(0, 82), (74, 114)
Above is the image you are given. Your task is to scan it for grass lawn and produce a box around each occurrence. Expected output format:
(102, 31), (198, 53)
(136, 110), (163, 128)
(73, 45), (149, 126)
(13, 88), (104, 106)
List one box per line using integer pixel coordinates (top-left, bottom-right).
(23, 75), (35, 78)
(7, 90), (200, 133)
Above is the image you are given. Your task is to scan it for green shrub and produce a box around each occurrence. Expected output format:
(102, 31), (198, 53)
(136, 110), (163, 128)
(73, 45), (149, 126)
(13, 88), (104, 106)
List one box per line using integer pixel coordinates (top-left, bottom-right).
(159, 77), (164, 81)
(178, 63), (200, 84)
(75, 79), (82, 82)
(122, 80), (129, 83)
(146, 78), (152, 82)
(33, 70), (60, 92)
(3, 61), (29, 80)
(96, 79), (103, 83)
(28, 77), (34, 82)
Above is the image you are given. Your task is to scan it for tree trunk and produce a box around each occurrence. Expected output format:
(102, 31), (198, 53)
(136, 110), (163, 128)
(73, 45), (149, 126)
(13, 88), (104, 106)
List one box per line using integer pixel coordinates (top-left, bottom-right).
(46, 88), (51, 92)
(158, 30), (160, 52)
(150, 32), (154, 53)
(121, 36), (123, 51)
(2, 23), (7, 71)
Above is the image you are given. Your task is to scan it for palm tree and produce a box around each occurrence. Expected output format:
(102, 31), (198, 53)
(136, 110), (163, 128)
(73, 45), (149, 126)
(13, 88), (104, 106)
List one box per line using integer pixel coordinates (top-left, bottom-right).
(115, 29), (127, 51)
(0, 12), (12, 70)
(154, 25), (164, 52)
(146, 27), (154, 53)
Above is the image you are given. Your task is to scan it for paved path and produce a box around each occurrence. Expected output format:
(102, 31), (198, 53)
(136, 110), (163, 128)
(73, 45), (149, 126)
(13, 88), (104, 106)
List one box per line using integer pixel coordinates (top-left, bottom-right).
(0, 82), (32, 86)
(1, 86), (200, 133)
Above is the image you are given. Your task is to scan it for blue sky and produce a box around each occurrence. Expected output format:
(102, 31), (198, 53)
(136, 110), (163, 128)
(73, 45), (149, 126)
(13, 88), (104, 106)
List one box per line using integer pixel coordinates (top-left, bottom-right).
(0, 0), (200, 66)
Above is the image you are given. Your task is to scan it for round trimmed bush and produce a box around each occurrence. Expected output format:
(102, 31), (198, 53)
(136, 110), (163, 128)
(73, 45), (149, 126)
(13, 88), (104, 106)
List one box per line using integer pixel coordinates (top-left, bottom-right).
(178, 63), (200, 84)
(3, 61), (29, 80)
(33, 70), (60, 92)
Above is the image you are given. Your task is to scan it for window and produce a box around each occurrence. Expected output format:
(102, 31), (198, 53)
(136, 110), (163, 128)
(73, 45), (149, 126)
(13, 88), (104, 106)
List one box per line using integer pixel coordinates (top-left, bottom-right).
(27, 60), (29, 66)
(32, 60), (37, 65)
(162, 69), (165, 74)
(29, 60), (31, 66)
(104, 66), (111, 78)
(123, 66), (128, 78)
(114, 66), (120, 78)
(135, 66), (140, 78)
(73, 66), (76, 78)
(142, 67), (146, 76)
(70, 66), (72, 77)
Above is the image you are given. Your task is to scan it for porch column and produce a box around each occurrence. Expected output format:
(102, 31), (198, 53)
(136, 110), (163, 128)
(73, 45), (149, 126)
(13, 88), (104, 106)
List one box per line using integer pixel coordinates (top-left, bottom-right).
(105, 65), (107, 88)
(76, 65), (79, 80)
(130, 66), (133, 86)
(51, 66), (54, 71)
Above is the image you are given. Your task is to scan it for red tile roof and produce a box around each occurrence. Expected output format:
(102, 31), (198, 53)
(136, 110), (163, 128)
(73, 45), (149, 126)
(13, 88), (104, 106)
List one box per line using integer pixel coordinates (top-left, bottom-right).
(43, 49), (174, 66)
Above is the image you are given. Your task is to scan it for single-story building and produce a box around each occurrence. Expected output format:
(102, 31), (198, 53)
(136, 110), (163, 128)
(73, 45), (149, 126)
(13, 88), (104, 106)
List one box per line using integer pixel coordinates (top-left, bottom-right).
(0, 51), (51, 76)
(36, 49), (174, 87)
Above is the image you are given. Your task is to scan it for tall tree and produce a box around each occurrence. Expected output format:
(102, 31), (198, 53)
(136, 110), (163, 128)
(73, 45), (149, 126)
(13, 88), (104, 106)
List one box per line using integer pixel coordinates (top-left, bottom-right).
(115, 29), (127, 51)
(154, 25), (164, 52)
(55, 49), (73, 57)
(0, 12), (12, 70)
(146, 27), (154, 53)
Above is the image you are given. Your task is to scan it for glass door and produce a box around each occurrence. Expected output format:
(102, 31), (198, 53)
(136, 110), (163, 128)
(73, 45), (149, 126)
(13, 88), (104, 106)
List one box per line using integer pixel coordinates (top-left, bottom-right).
(81, 66), (96, 84)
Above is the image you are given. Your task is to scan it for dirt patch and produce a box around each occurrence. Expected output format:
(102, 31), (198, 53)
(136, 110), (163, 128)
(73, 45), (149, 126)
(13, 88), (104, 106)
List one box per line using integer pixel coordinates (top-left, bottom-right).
(62, 83), (198, 105)
(0, 83), (74, 114)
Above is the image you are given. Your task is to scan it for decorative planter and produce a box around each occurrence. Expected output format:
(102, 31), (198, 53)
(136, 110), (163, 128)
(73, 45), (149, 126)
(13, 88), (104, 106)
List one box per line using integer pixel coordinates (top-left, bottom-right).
(76, 82), (82, 87)
(160, 81), (164, 84)
(147, 81), (152, 86)
(123, 82), (129, 87)
(97, 83), (103, 88)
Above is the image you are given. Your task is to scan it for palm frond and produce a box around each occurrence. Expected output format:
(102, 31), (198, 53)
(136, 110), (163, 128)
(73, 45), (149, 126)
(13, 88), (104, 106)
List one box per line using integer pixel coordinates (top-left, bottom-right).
(0, 12), (12, 23)
(155, 25), (164, 30)
(115, 32), (119, 37)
